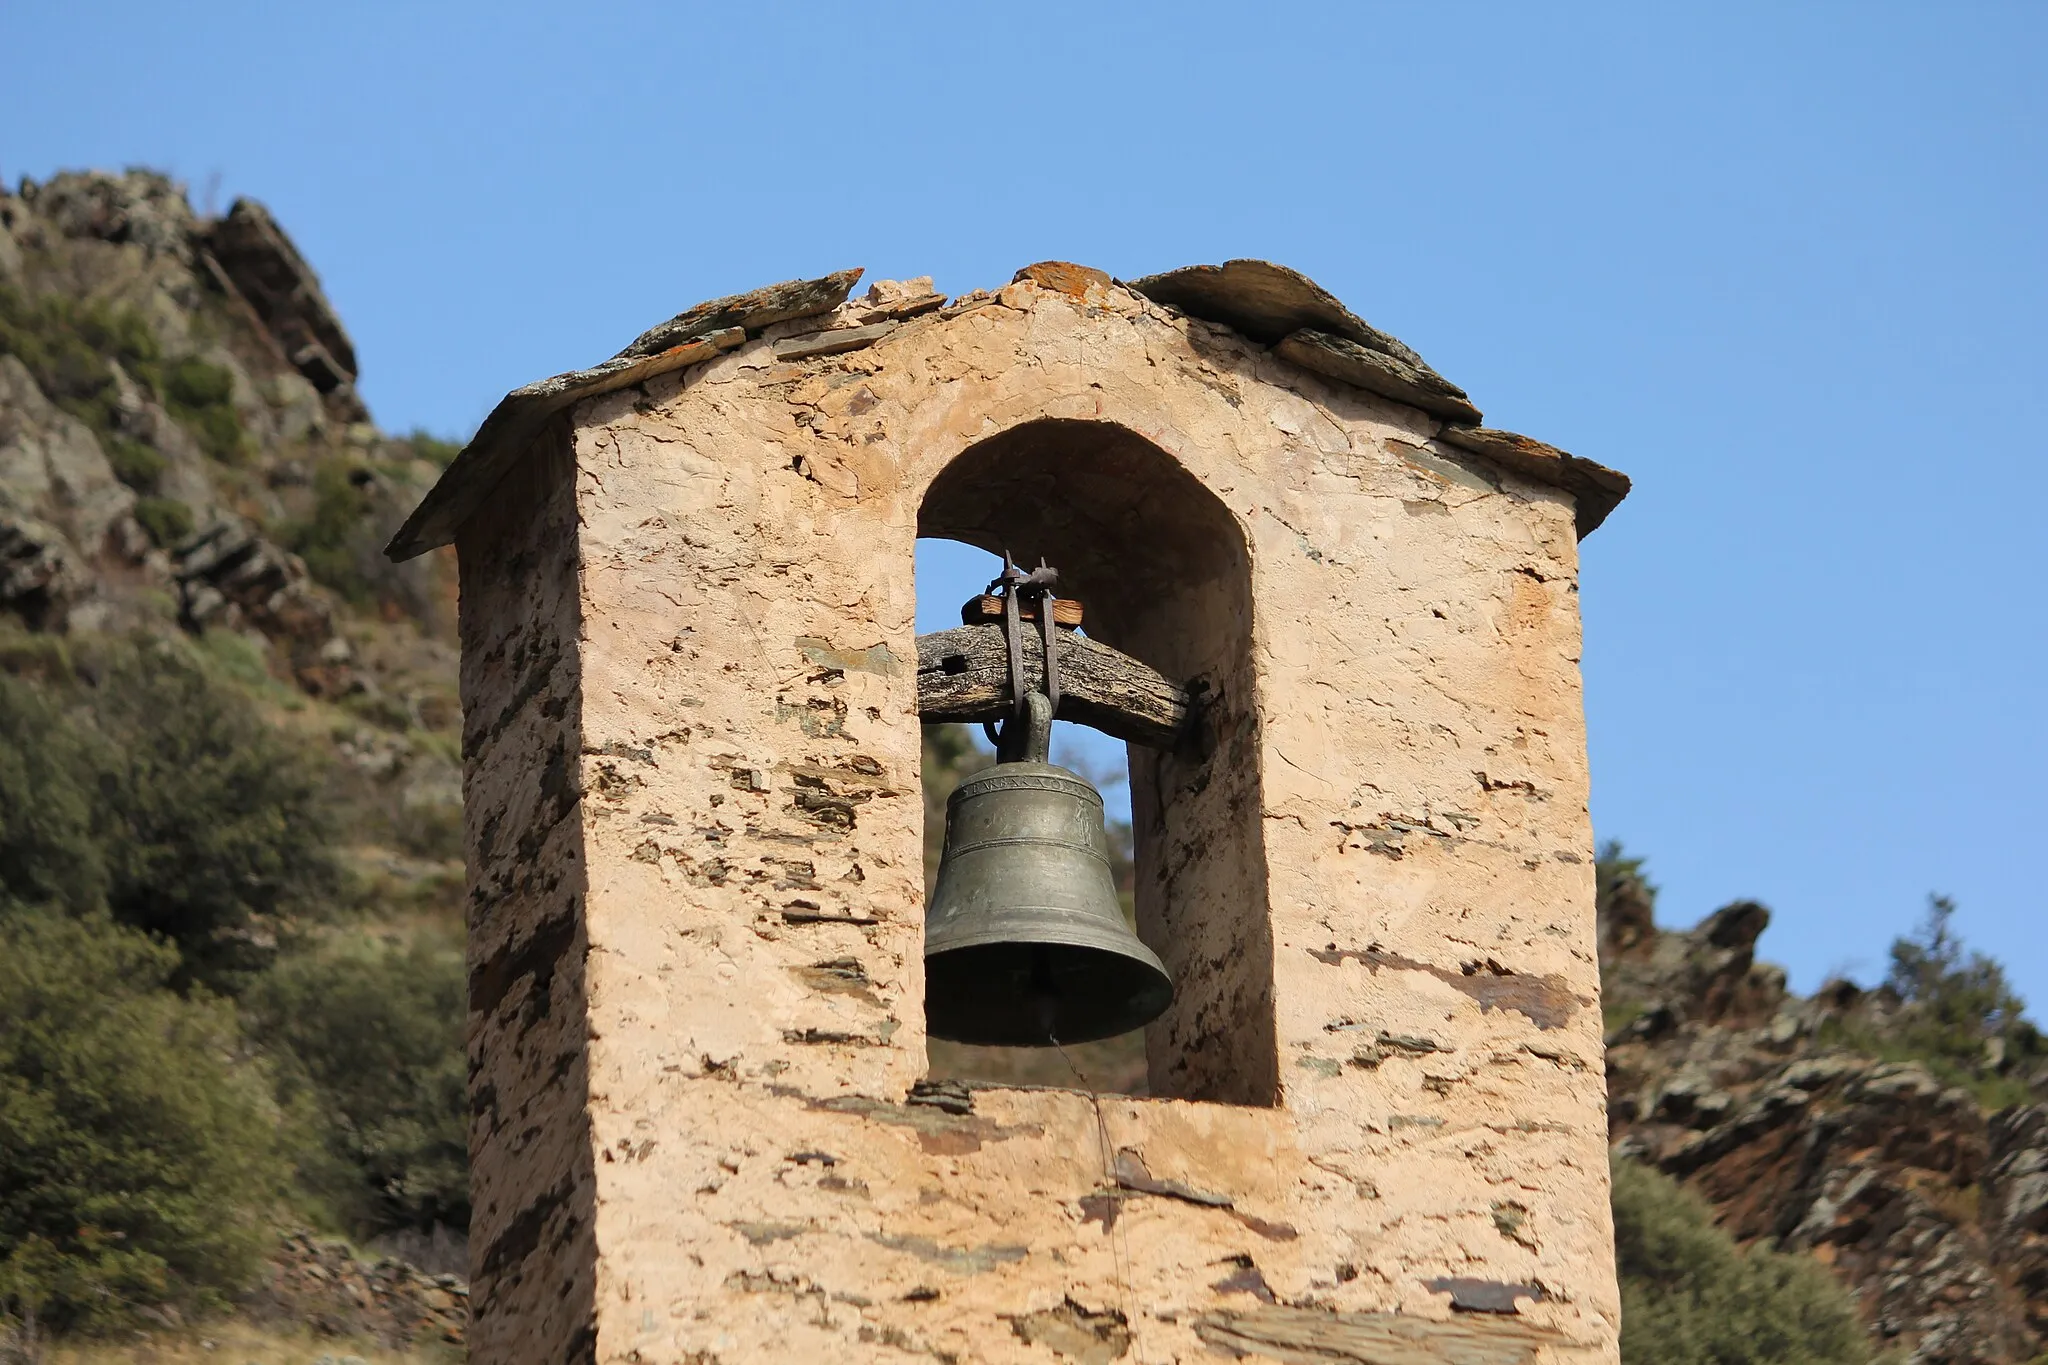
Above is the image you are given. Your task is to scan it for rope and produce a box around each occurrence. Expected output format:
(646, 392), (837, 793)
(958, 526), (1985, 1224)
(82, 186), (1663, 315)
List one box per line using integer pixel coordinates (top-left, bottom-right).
(1053, 1035), (1144, 1362)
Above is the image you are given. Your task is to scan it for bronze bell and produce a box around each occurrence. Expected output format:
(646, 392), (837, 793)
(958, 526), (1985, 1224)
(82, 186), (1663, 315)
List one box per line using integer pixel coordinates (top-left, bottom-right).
(925, 692), (1173, 1046)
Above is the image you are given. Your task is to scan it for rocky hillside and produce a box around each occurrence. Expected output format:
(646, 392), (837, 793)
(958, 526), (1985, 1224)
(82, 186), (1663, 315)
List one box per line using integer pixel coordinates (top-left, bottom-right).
(0, 166), (469, 925)
(1599, 855), (2047, 1362)
(0, 168), (457, 701)
(1, 170), (471, 1360)
(3, 170), (2044, 1364)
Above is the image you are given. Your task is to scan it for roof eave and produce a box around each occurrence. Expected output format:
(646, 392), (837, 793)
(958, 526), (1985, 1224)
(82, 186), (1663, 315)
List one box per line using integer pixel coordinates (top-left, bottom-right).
(384, 268), (862, 561)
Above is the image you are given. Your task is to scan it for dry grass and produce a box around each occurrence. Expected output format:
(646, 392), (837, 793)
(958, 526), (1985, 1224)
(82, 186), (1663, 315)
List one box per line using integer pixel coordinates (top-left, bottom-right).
(40, 1320), (457, 1365)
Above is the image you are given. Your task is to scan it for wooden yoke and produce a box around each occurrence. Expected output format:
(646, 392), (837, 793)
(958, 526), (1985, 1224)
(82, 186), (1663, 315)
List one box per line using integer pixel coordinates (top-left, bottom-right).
(914, 609), (1192, 750)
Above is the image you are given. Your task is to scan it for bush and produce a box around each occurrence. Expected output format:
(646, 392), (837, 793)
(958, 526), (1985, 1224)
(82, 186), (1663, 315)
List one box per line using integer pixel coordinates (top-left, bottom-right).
(0, 676), (105, 915)
(283, 459), (374, 603)
(1597, 838), (1658, 919)
(88, 645), (339, 990)
(1824, 895), (2042, 1108)
(0, 285), (157, 437)
(404, 430), (464, 469)
(1612, 1154), (1870, 1365)
(161, 357), (247, 463)
(131, 495), (194, 548)
(1886, 895), (2026, 1043)
(0, 284), (247, 467)
(0, 641), (338, 992)
(0, 909), (287, 1331)
(245, 935), (469, 1236)
(921, 723), (991, 891)
(102, 435), (167, 492)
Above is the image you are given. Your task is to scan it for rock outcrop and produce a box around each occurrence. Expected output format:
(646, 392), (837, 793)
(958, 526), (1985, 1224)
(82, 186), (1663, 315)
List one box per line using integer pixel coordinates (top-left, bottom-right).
(201, 198), (364, 411)
(249, 1232), (467, 1350)
(1, 166), (464, 889)
(1603, 883), (2047, 1364)
(0, 353), (141, 628)
(0, 168), (449, 683)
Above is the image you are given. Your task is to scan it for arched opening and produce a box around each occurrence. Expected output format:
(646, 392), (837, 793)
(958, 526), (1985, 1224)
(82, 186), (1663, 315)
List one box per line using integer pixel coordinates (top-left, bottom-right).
(916, 418), (1276, 1106)
(915, 539), (1148, 1093)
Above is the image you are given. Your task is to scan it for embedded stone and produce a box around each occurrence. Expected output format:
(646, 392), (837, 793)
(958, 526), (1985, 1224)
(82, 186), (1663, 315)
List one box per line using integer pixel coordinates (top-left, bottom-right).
(1275, 327), (1483, 425)
(773, 322), (898, 361)
(1437, 425), (1631, 537)
(615, 267), (864, 360)
(1130, 257), (1426, 363)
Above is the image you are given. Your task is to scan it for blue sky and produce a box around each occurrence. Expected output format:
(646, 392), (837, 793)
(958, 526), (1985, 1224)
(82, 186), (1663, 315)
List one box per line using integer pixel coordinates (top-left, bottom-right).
(7, 2), (2043, 1006)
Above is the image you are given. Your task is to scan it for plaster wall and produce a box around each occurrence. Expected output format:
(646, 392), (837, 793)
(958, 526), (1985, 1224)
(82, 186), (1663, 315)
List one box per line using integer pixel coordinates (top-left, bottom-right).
(460, 272), (1618, 1363)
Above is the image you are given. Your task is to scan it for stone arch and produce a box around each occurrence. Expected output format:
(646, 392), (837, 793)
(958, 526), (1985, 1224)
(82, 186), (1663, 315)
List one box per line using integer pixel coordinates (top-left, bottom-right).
(917, 417), (1277, 1105)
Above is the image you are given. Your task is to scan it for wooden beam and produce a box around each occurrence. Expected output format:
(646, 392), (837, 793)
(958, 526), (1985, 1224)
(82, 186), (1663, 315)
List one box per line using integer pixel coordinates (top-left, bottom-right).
(915, 624), (1190, 750)
(960, 594), (1084, 628)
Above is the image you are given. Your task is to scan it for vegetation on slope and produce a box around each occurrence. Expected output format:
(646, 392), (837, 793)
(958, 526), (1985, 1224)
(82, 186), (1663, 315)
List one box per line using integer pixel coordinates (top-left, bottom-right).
(1598, 840), (2046, 1110)
(0, 635), (465, 1340)
(0, 911), (287, 1333)
(1612, 1154), (1870, 1365)
(0, 642), (336, 992)
(0, 282), (247, 473)
(245, 935), (469, 1237)
(1829, 894), (2045, 1110)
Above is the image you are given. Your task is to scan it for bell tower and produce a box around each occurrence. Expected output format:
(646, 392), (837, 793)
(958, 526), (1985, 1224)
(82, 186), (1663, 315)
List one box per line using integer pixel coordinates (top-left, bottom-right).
(387, 260), (1631, 1365)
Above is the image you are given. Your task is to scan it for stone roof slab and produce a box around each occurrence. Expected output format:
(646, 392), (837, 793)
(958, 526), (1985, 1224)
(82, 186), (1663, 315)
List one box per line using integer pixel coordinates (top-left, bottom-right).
(384, 268), (862, 560)
(387, 258), (1630, 561)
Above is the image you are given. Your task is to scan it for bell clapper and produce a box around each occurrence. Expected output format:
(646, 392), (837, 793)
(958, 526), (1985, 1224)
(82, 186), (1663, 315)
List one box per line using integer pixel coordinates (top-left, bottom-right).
(1028, 943), (1060, 1044)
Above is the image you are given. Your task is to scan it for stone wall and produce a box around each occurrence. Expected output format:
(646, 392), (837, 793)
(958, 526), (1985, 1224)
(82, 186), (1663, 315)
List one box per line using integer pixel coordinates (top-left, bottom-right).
(457, 269), (1617, 1363)
(456, 423), (597, 1364)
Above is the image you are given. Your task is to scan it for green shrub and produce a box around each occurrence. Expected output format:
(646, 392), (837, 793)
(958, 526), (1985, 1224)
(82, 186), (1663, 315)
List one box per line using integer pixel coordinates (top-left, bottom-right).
(394, 794), (465, 863)
(1823, 895), (2041, 1109)
(102, 435), (167, 492)
(0, 285), (155, 437)
(0, 642), (338, 992)
(0, 625), (71, 684)
(130, 495), (194, 548)
(162, 355), (233, 409)
(68, 296), (160, 371)
(1886, 895), (2026, 1040)
(87, 645), (338, 990)
(161, 357), (247, 462)
(404, 430), (464, 469)
(0, 675), (105, 915)
(0, 909), (287, 1331)
(195, 626), (284, 695)
(0, 284), (246, 466)
(921, 723), (991, 892)
(279, 457), (383, 605)
(1597, 838), (1658, 919)
(1612, 1154), (1870, 1365)
(246, 935), (469, 1236)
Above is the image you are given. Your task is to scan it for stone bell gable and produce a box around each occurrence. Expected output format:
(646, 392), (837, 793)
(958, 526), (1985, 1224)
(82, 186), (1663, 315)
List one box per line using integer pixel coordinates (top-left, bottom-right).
(387, 260), (1631, 1365)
